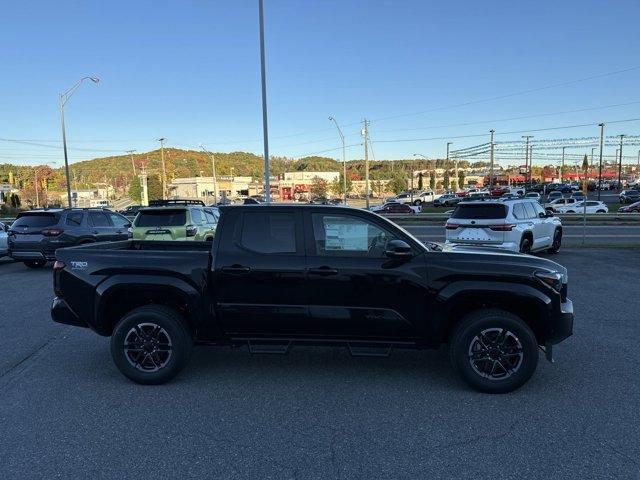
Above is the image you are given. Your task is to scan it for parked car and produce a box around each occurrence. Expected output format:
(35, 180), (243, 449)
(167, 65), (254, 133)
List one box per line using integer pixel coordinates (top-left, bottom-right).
(620, 189), (640, 204)
(546, 191), (564, 203)
(570, 191), (585, 199)
(8, 208), (131, 268)
(555, 201), (609, 214)
(0, 222), (8, 257)
(445, 199), (562, 254)
(500, 193), (520, 201)
(131, 202), (218, 241)
(373, 202), (415, 215)
(51, 204), (574, 393)
(618, 200), (640, 213)
(490, 186), (509, 197)
(545, 197), (578, 212)
(392, 190), (436, 206)
(433, 193), (462, 207)
(118, 205), (142, 217)
(464, 192), (492, 201)
(524, 192), (541, 201)
(548, 184), (572, 194)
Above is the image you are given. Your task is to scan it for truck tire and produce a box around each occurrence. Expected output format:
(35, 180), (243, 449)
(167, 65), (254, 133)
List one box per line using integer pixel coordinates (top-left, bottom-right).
(449, 309), (539, 394)
(110, 305), (194, 385)
(24, 260), (46, 269)
(547, 229), (562, 254)
(519, 236), (532, 254)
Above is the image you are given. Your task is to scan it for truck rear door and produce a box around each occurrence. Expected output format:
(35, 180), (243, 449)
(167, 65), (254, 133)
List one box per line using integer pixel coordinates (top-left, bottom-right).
(212, 208), (309, 336)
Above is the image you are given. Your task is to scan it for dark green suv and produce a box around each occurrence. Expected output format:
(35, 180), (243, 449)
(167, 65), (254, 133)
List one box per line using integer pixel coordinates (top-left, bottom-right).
(131, 200), (219, 242)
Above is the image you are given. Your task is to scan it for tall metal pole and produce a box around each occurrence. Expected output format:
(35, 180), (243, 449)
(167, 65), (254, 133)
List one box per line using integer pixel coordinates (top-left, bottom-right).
(617, 134), (625, 190)
(34, 167), (40, 208)
(590, 147), (595, 168)
(489, 129), (495, 188)
(59, 95), (72, 207)
(158, 138), (167, 199)
(363, 119), (370, 209)
(561, 146), (566, 183)
(258, 0), (271, 203)
(329, 116), (347, 204)
(200, 145), (218, 204)
(126, 150), (137, 176)
(597, 123), (604, 201)
(59, 76), (99, 208)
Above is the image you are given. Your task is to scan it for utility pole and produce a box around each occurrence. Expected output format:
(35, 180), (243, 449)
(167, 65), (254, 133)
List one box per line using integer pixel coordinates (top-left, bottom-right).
(597, 123), (604, 201)
(561, 146), (566, 183)
(126, 150), (137, 176)
(522, 135), (533, 188)
(489, 130), (495, 188)
(362, 119), (370, 209)
(446, 142), (453, 190)
(258, 0), (271, 203)
(529, 145), (533, 188)
(157, 138), (167, 200)
(200, 145), (218, 204)
(590, 147), (596, 168)
(617, 134), (625, 190)
(33, 166), (40, 208)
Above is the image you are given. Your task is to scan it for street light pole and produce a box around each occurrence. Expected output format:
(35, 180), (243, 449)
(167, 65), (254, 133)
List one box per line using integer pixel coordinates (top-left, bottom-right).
(59, 76), (100, 207)
(617, 134), (625, 190)
(597, 123), (604, 201)
(561, 146), (566, 183)
(157, 138), (167, 199)
(522, 135), (533, 187)
(590, 147), (595, 168)
(329, 116), (347, 204)
(362, 119), (370, 209)
(258, 0), (271, 203)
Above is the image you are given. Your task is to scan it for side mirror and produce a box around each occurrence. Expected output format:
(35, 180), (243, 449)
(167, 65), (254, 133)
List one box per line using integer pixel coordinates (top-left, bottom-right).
(545, 211), (554, 218)
(384, 239), (413, 258)
(538, 212), (546, 218)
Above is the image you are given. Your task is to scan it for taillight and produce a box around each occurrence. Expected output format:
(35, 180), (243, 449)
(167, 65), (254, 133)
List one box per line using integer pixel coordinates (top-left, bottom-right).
(445, 223), (459, 230)
(489, 224), (515, 231)
(53, 261), (66, 297)
(186, 225), (197, 237)
(43, 228), (64, 237)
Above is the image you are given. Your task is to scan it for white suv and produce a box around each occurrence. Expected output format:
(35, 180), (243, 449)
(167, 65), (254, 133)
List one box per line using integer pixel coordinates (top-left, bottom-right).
(445, 199), (562, 254)
(392, 190), (437, 206)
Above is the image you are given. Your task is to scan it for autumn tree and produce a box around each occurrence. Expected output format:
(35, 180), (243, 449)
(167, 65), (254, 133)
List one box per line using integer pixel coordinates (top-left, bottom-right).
(310, 176), (328, 199)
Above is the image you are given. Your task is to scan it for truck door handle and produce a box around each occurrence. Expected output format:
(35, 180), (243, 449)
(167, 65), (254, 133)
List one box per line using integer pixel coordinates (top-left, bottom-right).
(221, 265), (251, 274)
(308, 267), (338, 276)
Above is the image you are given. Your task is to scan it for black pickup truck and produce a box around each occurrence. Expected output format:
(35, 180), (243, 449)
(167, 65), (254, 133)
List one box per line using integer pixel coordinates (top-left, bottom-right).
(51, 205), (573, 393)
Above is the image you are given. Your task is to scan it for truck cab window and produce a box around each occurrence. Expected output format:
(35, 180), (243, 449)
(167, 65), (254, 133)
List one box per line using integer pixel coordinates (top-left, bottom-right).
(311, 213), (396, 257)
(240, 212), (296, 254)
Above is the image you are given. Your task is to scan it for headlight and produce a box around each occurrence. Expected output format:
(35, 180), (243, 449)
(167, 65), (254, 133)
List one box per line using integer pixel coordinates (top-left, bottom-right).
(534, 271), (564, 292)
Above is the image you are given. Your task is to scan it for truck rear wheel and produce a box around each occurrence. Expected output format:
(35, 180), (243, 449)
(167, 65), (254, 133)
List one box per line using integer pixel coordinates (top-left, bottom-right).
(449, 309), (539, 394)
(110, 305), (193, 385)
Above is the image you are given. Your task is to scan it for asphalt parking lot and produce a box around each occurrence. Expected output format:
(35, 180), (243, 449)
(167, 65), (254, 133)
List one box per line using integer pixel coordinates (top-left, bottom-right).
(0, 249), (638, 479)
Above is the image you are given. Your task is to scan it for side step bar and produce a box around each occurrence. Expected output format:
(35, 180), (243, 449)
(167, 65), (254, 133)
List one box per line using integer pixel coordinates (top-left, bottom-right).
(347, 343), (393, 358)
(247, 340), (292, 355)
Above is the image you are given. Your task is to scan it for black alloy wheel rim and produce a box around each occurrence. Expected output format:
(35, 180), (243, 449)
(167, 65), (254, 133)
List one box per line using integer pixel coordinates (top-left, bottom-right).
(124, 322), (173, 372)
(468, 328), (524, 380)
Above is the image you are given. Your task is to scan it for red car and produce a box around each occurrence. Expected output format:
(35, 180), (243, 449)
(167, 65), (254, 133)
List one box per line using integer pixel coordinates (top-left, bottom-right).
(618, 200), (640, 213)
(490, 186), (509, 197)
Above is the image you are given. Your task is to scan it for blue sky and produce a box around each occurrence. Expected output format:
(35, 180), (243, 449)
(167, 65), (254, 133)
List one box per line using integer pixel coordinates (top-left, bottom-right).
(1, 0), (640, 167)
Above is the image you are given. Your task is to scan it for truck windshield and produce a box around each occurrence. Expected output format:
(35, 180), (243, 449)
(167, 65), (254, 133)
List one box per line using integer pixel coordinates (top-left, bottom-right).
(135, 209), (186, 227)
(451, 204), (507, 219)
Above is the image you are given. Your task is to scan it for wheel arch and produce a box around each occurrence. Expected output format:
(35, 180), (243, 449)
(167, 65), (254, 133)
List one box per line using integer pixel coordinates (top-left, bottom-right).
(436, 282), (553, 345)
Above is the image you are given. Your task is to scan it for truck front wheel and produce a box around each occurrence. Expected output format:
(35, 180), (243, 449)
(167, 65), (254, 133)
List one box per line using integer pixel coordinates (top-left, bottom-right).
(449, 309), (539, 394)
(110, 305), (193, 385)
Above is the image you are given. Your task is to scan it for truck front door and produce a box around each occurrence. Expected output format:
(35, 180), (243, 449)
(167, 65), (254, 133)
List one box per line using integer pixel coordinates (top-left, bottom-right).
(303, 211), (427, 340)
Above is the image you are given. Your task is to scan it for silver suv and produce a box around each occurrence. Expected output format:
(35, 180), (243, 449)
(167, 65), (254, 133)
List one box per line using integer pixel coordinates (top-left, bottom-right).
(445, 199), (562, 254)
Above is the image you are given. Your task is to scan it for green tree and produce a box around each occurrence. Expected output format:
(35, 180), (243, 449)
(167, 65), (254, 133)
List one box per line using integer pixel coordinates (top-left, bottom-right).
(128, 180), (141, 202)
(417, 172), (424, 190)
(310, 176), (328, 199)
(389, 174), (407, 194)
(443, 170), (450, 189)
(429, 174), (436, 190)
(450, 180), (457, 191)
(458, 170), (465, 189)
(330, 172), (352, 197)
